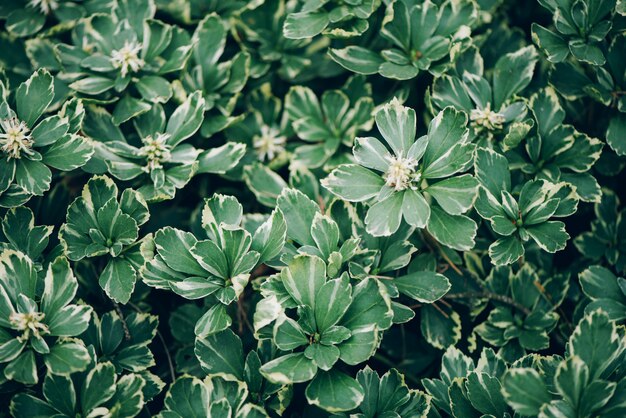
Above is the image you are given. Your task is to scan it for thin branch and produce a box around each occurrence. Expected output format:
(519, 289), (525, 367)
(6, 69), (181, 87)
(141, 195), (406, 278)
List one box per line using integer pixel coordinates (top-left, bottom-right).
(128, 302), (176, 383)
(422, 230), (463, 275)
(444, 291), (531, 315)
(373, 353), (420, 386)
(156, 328), (176, 383)
(431, 301), (450, 318)
(236, 292), (254, 335)
(112, 301), (131, 341)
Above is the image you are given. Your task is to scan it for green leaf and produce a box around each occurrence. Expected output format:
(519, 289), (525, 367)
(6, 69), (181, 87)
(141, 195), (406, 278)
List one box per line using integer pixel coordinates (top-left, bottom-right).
(100, 258), (137, 304)
(353, 136), (393, 172)
(5, 350), (37, 384)
(569, 310), (624, 381)
(70, 77), (115, 95)
(190, 240), (228, 279)
(6, 8), (45, 37)
(421, 304), (462, 349)
(607, 113), (626, 156)
(426, 207), (477, 251)
(108, 374), (146, 417)
(492, 46), (538, 109)
(525, 221), (569, 253)
(305, 370), (364, 413)
(395, 271), (451, 303)
(531, 24), (569, 63)
(44, 342), (90, 375)
(569, 41), (605, 65)
(402, 189), (431, 229)
(323, 164), (384, 203)
(489, 235), (524, 266)
(42, 135), (94, 171)
(16, 69), (54, 128)
(251, 209), (287, 264)
(243, 163), (288, 207)
(329, 46), (384, 75)
(421, 107), (471, 179)
(311, 213), (339, 259)
(15, 159), (51, 196)
(381, 0), (410, 50)
(81, 362), (116, 412)
(31, 115), (69, 147)
(112, 96), (151, 125)
(375, 98), (416, 156)
(166, 91), (205, 146)
(579, 266), (626, 320)
(171, 277), (221, 299)
(364, 192), (404, 236)
(195, 329), (244, 380)
(194, 304), (232, 337)
(474, 147), (511, 200)
(465, 372), (508, 416)
(260, 353), (318, 384)
(276, 189), (319, 246)
(315, 274), (352, 331)
(555, 356), (588, 410)
(196, 142), (246, 174)
(304, 344), (340, 371)
(161, 376), (209, 417)
(579, 266), (624, 301)
(10, 393), (59, 417)
(154, 227), (204, 276)
(2, 206), (52, 261)
(341, 278), (393, 333)
(281, 254), (326, 309)
(379, 62), (419, 80)
(426, 175), (478, 215)
(136, 76), (172, 104)
(502, 368), (551, 416)
(283, 11), (330, 39)
(119, 189), (150, 226)
(274, 316), (308, 350)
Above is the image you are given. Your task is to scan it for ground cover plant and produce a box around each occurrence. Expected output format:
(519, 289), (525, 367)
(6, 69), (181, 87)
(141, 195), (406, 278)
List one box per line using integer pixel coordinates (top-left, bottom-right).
(0, 0), (625, 416)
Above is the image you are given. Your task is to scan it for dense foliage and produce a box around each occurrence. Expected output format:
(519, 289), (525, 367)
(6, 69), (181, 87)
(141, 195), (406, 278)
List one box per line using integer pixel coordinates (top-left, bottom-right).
(0, 0), (625, 416)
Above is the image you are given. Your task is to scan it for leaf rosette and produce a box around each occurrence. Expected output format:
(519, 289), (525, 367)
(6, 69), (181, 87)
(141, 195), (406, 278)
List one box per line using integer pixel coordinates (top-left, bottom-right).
(323, 99), (478, 250)
(0, 70), (93, 206)
(0, 250), (92, 384)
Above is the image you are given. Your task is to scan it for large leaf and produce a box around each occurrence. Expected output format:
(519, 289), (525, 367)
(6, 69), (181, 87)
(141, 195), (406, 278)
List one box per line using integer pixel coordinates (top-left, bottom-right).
(305, 370), (365, 413)
(502, 368), (550, 416)
(195, 329), (244, 380)
(260, 353), (318, 384)
(492, 46), (538, 109)
(16, 69), (54, 127)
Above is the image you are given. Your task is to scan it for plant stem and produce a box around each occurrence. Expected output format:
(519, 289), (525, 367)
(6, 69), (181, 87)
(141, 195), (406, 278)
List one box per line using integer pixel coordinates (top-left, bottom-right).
(373, 353), (420, 386)
(422, 230), (463, 275)
(444, 291), (531, 315)
(128, 302), (176, 383)
(112, 300), (131, 341)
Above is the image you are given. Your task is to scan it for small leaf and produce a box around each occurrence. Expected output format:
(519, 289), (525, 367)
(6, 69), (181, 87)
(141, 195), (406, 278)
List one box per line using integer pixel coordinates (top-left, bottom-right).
(100, 258), (137, 304)
(395, 270), (450, 303)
